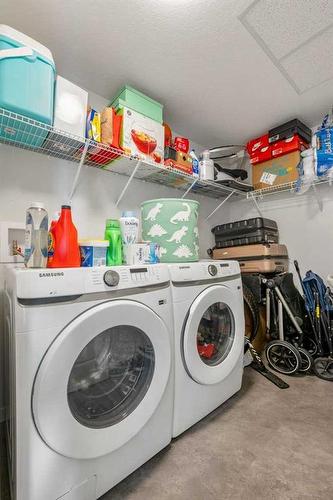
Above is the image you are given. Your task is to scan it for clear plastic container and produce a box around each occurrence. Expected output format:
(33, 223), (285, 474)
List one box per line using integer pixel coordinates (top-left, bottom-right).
(199, 150), (215, 181)
(24, 202), (48, 268)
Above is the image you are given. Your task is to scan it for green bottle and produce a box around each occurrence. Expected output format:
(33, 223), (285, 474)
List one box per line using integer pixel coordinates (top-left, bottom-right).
(105, 219), (123, 266)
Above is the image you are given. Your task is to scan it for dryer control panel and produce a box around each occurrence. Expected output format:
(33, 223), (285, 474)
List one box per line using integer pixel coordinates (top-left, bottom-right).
(169, 260), (240, 283)
(11, 265), (169, 299)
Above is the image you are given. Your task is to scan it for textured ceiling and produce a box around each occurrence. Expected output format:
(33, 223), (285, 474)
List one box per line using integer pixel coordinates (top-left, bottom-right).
(2, 0), (333, 146)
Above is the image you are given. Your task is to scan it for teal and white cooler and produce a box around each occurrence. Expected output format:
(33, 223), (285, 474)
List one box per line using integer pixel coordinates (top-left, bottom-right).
(0, 25), (55, 147)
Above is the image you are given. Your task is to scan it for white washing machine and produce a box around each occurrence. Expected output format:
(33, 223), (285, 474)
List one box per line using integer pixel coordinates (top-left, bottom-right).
(4, 265), (173, 500)
(169, 260), (244, 437)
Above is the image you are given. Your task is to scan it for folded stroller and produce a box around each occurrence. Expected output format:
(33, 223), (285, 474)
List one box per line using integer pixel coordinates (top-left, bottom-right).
(295, 263), (333, 381)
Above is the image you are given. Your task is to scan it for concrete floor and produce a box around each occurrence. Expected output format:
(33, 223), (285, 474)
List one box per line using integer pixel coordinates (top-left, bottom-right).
(2, 367), (333, 499)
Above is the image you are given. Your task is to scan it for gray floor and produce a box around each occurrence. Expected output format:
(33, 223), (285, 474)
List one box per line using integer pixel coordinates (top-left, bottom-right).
(2, 368), (333, 499)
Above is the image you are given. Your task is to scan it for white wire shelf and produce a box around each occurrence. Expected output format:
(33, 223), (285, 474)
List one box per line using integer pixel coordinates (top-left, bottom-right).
(0, 107), (246, 200)
(247, 178), (332, 199)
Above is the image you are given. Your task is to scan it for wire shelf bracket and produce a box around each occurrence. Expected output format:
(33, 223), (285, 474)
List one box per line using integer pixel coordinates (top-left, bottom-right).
(68, 141), (89, 204)
(205, 190), (236, 221)
(181, 178), (199, 199)
(115, 160), (141, 207)
(311, 182), (324, 212)
(249, 191), (264, 218)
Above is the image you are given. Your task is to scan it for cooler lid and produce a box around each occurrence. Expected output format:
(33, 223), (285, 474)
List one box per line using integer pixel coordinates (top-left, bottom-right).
(0, 24), (54, 64)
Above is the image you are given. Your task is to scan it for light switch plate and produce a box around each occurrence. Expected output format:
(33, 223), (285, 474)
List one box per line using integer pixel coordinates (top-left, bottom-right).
(0, 221), (25, 263)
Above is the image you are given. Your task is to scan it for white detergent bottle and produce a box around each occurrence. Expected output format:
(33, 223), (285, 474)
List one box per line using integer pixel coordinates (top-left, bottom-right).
(199, 150), (215, 181)
(119, 211), (140, 261)
(24, 202), (48, 268)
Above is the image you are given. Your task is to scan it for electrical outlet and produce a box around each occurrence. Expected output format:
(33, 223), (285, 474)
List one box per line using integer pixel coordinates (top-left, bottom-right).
(0, 221), (25, 263)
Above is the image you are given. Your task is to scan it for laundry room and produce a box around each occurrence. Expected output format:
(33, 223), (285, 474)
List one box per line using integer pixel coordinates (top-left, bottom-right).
(0, 1), (333, 499)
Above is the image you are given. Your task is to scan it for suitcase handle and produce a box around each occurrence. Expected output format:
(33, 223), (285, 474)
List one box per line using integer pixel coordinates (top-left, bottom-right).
(0, 46), (36, 62)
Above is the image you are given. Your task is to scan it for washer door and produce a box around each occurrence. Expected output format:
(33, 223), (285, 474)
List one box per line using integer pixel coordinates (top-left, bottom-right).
(32, 300), (171, 459)
(183, 285), (243, 385)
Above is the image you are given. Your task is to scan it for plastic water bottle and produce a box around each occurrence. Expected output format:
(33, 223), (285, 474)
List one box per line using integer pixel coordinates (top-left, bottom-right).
(24, 202), (48, 268)
(199, 150), (215, 181)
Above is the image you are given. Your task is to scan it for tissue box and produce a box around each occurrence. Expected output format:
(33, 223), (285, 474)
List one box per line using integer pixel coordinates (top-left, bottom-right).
(119, 107), (164, 163)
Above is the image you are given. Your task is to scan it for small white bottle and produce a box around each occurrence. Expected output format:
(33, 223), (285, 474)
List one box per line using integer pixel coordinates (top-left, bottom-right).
(24, 202), (48, 268)
(199, 150), (215, 181)
(119, 211), (140, 262)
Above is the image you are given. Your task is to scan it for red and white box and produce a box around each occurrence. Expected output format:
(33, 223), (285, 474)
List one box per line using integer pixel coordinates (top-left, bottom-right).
(271, 134), (309, 158)
(246, 134), (272, 165)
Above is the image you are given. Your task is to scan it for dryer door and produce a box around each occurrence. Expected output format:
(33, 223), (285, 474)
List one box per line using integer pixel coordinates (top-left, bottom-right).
(32, 300), (171, 459)
(182, 284), (244, 385)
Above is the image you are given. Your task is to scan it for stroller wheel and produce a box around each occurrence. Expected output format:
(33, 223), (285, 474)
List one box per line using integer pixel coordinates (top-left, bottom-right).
(297, 348), (313, 372)
(303, 337), (318, 356)
(265, 340), (301, 375)
(313, 357), (333, 381)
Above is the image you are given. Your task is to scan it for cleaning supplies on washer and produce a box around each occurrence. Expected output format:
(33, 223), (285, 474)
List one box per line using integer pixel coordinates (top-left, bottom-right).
(119, 211), (139, 245)
(47, 211), (60, 266)
(48, 205), (81, 268)
(24, 202), (48, 268)
(79, 240), (109, 267)
(119, 211), (140, 263)
(199, 150), (215, 180)
(105, 219), (123, 266)
(125, 242), (160, 265)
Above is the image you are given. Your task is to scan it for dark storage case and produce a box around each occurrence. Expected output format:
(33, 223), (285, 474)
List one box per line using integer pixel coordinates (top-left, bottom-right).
(268, 119), (312, 144)
(212, 217), (279, 248)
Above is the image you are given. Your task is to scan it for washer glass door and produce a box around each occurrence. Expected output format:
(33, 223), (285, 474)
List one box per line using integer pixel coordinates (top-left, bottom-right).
(183, 284), (244, 385)
(32, 299), (171, 459)
(67, 325), (154, 429)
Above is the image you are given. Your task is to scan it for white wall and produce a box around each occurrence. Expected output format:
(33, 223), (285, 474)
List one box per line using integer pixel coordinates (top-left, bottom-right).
(0, 90), (224, 420)
(211, 184), (333, 280)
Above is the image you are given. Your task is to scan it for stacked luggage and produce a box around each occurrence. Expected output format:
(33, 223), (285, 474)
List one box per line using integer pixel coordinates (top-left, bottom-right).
(210, 217), (289, 274)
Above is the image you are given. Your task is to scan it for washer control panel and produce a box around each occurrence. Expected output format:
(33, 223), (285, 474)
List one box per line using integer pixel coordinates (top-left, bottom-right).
(85, 264), (168, 293)
(168, 260), (240, 283)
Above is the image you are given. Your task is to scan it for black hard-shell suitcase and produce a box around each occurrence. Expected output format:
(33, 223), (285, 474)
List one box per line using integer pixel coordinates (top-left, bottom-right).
(214, 228), (279, 248)
(212, 217), (278, 248)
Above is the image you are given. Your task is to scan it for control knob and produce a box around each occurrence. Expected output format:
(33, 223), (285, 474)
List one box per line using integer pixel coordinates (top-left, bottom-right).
(208, 264), (218, 276)
(103, 270), (120, 287)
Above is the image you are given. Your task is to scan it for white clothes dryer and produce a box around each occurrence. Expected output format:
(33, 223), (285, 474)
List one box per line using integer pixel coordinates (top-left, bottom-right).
(4, 265), (173, 500)
(169, 260), (244, 437)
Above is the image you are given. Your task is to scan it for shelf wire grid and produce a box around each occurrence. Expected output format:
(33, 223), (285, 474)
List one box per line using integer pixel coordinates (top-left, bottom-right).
(248, 178), (332, 199)
(0, 107), (246, 200)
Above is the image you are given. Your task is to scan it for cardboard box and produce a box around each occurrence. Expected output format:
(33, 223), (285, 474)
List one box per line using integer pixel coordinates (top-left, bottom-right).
(252, 151), (301, 190)
(119, 107), (164, 163)
(246, 134), (272, 165)
(271, 134), (308, 158)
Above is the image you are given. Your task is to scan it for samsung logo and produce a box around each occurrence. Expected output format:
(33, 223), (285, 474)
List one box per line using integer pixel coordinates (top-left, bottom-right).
(39, 272), (64, 278)
(179, 266), (190, 269)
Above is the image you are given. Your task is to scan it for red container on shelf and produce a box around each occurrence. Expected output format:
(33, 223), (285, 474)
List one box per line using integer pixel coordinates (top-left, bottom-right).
(48, 205), (80, 268)
(174, 136), (190, 154)
(246, 134), (272, 165)
(271, 134), (309, 158)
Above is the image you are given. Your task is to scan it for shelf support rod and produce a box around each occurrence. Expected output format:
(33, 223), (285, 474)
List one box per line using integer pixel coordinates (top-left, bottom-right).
(182, 178), (198, 199)
(116, 160), (141, 207)
(250, 192), (264, 218)
(205, 190), (235, 221)
(68, 141), (89, 204)
(311, 182), (323, 212)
